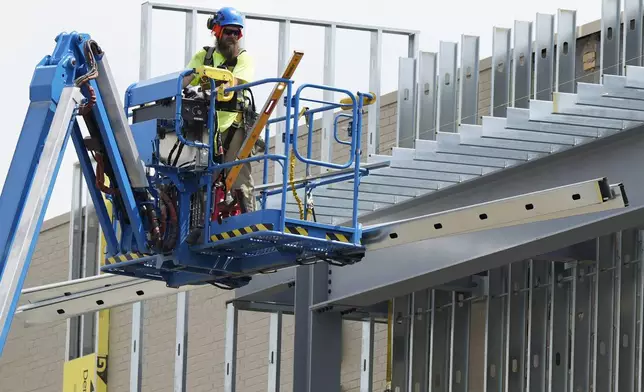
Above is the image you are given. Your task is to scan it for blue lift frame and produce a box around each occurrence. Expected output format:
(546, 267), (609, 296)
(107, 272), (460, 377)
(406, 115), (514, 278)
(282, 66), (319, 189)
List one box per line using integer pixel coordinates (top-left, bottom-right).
(0, 31), (375, 354)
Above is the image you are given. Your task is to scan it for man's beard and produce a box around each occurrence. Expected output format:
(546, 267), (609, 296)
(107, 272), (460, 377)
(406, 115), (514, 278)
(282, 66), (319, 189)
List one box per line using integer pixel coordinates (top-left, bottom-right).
(217, 36), (239, 60)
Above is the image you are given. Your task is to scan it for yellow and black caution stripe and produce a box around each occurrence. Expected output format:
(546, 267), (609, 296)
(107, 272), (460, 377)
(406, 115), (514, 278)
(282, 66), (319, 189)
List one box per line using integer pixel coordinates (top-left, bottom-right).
(211, 223), (275, 242)
(284, 225), (309, 236)
(325, 232), (351, 243)
(105, 252), (151, 265)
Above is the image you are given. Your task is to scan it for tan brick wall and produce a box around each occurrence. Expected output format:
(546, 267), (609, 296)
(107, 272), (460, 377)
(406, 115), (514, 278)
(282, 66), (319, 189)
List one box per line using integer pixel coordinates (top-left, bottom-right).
(0, 58), (495, 392)
(0, 217), (70, 392)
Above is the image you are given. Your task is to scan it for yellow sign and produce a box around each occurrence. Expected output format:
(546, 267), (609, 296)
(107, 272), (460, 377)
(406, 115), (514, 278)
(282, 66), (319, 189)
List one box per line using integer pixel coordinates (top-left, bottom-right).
(63, 354), (96, 392)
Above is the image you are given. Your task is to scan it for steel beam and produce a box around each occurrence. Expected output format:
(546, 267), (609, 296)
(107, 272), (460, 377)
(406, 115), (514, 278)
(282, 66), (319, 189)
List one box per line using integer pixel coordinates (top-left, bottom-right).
(234, 267), (295, 303)
(315, 121), (644, 309)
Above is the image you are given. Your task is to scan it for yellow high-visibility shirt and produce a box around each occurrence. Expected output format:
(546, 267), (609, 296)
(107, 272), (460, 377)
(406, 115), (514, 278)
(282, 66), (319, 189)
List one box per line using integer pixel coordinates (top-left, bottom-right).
(186, 48), (255, 133)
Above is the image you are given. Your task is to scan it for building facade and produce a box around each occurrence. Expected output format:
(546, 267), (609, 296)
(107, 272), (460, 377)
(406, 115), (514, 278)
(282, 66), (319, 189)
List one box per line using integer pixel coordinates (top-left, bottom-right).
(0, 18), (605, 392)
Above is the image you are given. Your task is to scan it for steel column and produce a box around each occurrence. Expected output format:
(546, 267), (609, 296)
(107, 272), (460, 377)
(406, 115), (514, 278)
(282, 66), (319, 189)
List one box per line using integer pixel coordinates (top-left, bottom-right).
(601, 0), (622, 75)
(484, 268), (506, 392)
(410, 290), (430, 392)
(438, 42), (458, 133)
(224, 302), (238, 392)
(391, 295), (411, 391)
(526, 260), (548, 391)
(418, 52), (438, 140)
(556, 9), (577, 93)
(548, 261), (570, 392)
(619, 229), (639, 392)
(491, 27), (511, 117)
(505, 261), (526, 392)
(360, 318), (375, 392)
(535, 13), (555, 101)
(268, 312), (282, 392)
(570, 260), (592, 392)
(274, 20), (290, 180)
(130, 303), (143, 392)
(174, 291), (188, 392)
(320, 24), (336, 169)
(638, 231), (644, 392)
(624, 0), (643, 67)
(293, 265), (310, 392)
(512, 21), (533, 108)
(449, 291), (470, 392)
(459, 36), (480, 125)
(429, 290), (451, 392)
(308, 263), (342, 392)
(173, 12), (196, 391)
(397, 57), (417, 148)
(594, 233), (618, 391)
(66, 164), (83, 361)
(368, 29), (382, 155)
(132, 4), (152, 390)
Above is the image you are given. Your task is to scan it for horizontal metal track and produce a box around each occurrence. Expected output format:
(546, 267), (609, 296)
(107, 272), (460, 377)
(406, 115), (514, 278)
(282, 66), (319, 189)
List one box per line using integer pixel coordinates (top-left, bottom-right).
(362, 178), (628, 251)
(16, 274), (197, 325)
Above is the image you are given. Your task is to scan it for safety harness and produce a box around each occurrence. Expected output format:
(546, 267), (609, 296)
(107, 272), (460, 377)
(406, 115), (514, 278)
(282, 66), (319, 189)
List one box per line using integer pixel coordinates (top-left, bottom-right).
(201, 46), (261, 159)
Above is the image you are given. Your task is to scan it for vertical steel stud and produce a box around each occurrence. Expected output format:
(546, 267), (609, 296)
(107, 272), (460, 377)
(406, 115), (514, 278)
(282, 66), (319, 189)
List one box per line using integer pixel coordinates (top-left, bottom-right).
(601, 0), (622, 75)
(491, 27), (511, 117)
(397, 57), (417, 148)
(438, 42), (458, 133)
(411, 290), (430, 392)
(320, 24), (336, 170)
(459, 36), (480, 125)
(556, 9), (577, 93)
(512, 21), (533, 108)
(484, 268), (506, 392)
(418, 52), (438, 140)
(268, 312), (282, 392)
(360, 318), (374, 392)
(368, 29), (382, 156)
(535, 13), (555, 101)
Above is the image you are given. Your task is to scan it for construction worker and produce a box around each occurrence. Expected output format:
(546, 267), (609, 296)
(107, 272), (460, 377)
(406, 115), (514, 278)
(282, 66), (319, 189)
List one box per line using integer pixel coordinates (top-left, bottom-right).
(182, 6), (257, 213)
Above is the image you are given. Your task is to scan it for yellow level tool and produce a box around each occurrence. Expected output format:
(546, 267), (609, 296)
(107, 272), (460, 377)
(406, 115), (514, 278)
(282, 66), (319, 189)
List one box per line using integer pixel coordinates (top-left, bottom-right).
(225, 50), (304, 191)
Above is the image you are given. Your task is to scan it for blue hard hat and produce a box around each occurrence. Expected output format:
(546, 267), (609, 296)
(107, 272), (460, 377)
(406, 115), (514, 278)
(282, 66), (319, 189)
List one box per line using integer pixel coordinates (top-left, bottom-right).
(211, 7), (244, 29)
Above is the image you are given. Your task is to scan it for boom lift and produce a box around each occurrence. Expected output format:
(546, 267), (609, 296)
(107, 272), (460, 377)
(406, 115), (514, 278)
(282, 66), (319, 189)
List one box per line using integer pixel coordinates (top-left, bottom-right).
(0, 32), (629, 355)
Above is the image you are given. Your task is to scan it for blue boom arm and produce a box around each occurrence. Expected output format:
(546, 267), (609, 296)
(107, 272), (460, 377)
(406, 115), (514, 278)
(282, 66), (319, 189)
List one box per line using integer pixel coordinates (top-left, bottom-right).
(0, 32), (371, 355)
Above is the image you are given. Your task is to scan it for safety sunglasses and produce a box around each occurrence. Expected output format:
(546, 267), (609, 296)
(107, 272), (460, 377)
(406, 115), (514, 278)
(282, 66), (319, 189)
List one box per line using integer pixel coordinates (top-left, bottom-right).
(222, 28), (241, 37)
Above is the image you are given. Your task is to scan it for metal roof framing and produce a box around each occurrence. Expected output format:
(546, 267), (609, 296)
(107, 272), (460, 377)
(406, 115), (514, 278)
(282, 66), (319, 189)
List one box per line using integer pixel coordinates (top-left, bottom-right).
(234, 4), (644, 318)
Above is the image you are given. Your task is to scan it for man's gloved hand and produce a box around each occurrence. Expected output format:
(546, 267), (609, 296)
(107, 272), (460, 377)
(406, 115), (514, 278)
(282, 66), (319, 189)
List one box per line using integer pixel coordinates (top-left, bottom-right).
(183, 85), (205, 100)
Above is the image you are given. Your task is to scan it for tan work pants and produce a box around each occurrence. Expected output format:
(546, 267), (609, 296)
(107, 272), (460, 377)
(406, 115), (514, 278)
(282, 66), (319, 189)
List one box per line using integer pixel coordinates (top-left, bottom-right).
(223, 127), (256, 212)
